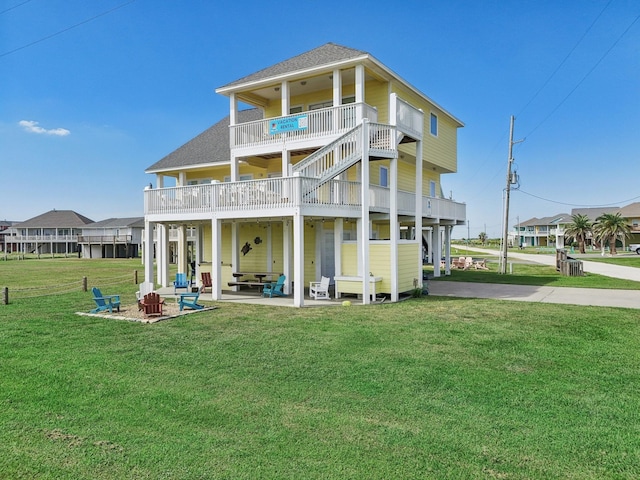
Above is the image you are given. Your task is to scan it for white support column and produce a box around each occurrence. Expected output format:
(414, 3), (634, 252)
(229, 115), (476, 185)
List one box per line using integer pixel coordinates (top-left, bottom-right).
(283, 219), (291, 295)
(333, 69), (342, 131)
(229, 93), (237, 126)
(444, 225), (452, 276)
(231, 222), (239, 291)
(415, 138), (423, 286)
(334, 218), (343, 278)
(281, 81), (289, 116)
(360, 119), (371, 304)
(293, 214), (304, 307)
(177, 225), (187, 275)
(390, 153), (399, 303)
(432, 226), (442, 278)
(178, 172), (186, 187)
(355, 64), (365, 104)
(266, 223), (273, 269)
(211, 218), (222, 301)
(144, 220), (155, 285)
(157, 224), (170, 287)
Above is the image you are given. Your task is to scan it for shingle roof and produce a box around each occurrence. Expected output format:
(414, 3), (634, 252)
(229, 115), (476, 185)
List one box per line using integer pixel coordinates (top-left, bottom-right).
(84, 217), (145, 229)
(218, 43), (369, 90)
(146, 109), (263, 172)
(13, 210), (94, 228)
(616, 202), (640, 218)
(519, 213), (571, 227)
(570, 207), (620, 221)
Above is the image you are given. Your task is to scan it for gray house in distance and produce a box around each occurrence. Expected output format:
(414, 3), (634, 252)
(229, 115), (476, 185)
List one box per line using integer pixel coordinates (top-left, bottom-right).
(78, 217), (145, 258)
(4, 210), (94, 255)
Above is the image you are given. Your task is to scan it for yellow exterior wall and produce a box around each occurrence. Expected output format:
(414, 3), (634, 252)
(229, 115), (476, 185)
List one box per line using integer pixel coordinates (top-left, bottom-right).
(198, 221), (321, 287)
(398, 243), (420, 292)
(370, 243), (391, 293)
(341, 243), (358, 276)
(391, 81), (458, 174)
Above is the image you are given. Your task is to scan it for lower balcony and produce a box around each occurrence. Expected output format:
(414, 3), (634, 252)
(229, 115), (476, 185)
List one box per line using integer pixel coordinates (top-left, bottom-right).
(144, 177), (466, 224)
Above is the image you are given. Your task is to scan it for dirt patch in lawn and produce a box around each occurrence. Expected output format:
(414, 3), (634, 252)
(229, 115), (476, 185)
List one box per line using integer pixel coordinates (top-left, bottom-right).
(77, 302), (217, 324)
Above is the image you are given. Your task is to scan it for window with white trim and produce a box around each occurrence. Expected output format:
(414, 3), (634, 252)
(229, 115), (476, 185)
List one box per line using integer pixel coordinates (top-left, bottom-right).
(379, 166), (389, 188)
(430, 113), (438, 136)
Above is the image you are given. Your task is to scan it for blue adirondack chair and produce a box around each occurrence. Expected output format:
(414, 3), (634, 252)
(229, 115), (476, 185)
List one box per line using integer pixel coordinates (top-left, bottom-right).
(179, 292), (203, 311)
(262, 275), (287, 298)
(91, 287), (121, 313)
(173, 272), (190, 293)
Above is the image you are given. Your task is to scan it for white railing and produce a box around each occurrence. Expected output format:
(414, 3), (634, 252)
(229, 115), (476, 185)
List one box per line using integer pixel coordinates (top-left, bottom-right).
(293, 124), (363, 180)
(394, 96), (423, 140)
(423, 196), (466, 221)
(77, 235), (133, 243)
(230, 102), (377, 150)
(145, 179), (465, 223)
(4, 235), (80, 242)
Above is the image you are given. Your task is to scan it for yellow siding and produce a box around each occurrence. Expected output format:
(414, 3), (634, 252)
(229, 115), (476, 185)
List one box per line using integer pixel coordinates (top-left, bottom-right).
(391, 82), (458, 174)
(398, 243), (420, 292)
(370, 243), (391, 293)
(341, 243), (358, 275)
(365, 80), (388, 123)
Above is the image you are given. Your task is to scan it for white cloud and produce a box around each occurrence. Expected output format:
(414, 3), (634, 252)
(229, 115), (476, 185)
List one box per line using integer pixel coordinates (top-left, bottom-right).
(19, 120), (70, 136)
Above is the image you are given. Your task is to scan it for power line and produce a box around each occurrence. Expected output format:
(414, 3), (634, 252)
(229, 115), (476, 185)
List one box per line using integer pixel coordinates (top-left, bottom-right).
(0, 0), (136, 58)
(522, 12), (640, 140)
(517, 189), (640, 208)
(516, 0), (614, 118)
(0, 0), (34, 15)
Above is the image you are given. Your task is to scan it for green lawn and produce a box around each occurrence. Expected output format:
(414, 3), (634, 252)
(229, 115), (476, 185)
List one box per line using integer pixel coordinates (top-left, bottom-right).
(1, 259), (640, 478)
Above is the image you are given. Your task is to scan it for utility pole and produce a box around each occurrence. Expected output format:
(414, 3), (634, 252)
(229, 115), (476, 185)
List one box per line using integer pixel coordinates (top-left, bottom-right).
(500, 116), (523, 274)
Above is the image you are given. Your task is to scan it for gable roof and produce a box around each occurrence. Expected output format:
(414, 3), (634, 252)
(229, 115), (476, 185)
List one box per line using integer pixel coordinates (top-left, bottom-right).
(218, 43), (369, 90)
(13, 210), (94, 228)
(617, 202), (640, 218)
(519, 213), (571, 227)
(84, 217), (145, 229)
(571, 207), (620, 221)
(217, 42), (463, 127)
(146, 109), (263, 173)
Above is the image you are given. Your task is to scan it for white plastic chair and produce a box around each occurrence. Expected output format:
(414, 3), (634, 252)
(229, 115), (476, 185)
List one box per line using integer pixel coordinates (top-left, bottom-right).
(309, 276), (331, 300)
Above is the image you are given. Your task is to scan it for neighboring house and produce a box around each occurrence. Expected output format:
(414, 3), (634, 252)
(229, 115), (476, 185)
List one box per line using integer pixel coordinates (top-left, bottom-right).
(616, 202), (640, 246)
(0, 220), (14, 252)
(3, 210), (94, 255)
(569, 207), (619, 248)
(143, 42), (467, 306)
(78, 217), (145, 258)
(513, 214), (571, 248)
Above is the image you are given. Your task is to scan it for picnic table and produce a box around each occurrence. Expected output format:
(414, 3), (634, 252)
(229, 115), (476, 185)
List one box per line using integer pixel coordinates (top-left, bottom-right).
(228, 272), (283, 290)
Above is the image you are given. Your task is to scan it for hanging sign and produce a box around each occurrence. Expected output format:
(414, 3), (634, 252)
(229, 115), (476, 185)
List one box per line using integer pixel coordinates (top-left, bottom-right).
(269, 114), (308, 134)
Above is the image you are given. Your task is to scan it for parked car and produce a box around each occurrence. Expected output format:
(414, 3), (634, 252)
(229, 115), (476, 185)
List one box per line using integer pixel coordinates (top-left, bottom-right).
(629, 244), (640, 254)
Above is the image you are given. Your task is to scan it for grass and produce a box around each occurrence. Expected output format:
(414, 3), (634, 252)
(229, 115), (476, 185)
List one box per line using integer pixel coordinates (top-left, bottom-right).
(1, 258), (640, 478)
(427, 262), (640, 289)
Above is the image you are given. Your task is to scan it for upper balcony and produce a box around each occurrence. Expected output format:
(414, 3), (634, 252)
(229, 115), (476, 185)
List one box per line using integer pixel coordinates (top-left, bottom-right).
(144, 177), (466, 225)
(229, 94), (423, 158)
(231, 102), (377, 157)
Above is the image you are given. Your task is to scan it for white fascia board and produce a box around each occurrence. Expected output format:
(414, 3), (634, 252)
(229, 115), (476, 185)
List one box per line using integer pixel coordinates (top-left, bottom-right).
(145, 161), (231, 175)
(215, 56), (370, 95)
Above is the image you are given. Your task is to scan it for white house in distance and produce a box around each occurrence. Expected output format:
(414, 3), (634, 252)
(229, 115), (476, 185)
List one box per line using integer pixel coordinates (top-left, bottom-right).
(3, 209), (93, 256)
(143, 43), (466, 306)
(78, 217), (145, 259)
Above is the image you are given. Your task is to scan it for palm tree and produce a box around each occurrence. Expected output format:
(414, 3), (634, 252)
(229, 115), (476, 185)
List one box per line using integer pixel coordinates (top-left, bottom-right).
(593, 213), (630, 255)
(564, 214), (592, 254)
(478, 231), (487, 246)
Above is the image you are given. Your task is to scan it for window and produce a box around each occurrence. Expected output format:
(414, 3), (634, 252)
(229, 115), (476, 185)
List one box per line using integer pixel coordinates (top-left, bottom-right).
(223, 174), (253, 182)
(289, 105), (303, 114)
(430, 181), (436, 198)
(430, 113), (438, 136)
(379, 166), (388, 187)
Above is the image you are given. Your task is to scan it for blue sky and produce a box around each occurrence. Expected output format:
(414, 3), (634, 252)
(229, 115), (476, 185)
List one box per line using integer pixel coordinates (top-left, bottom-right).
(2, 0), (639, 238)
